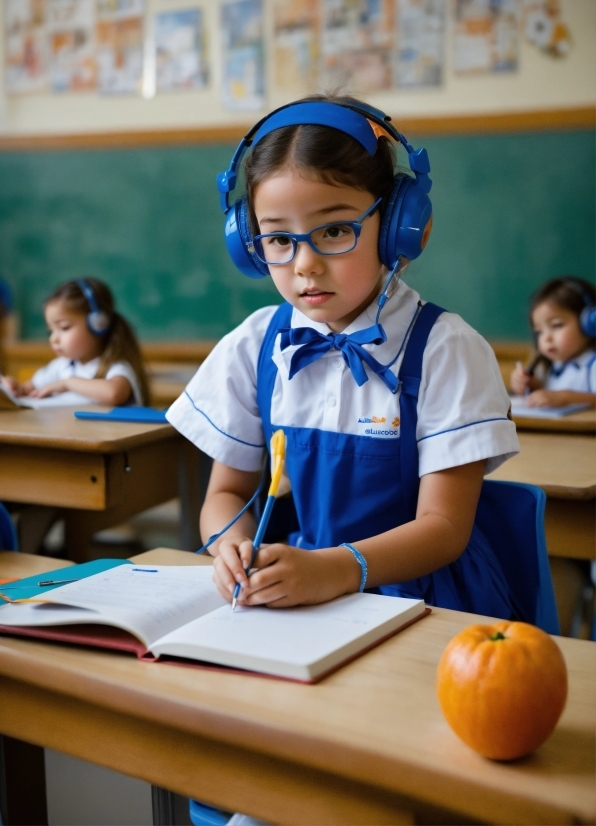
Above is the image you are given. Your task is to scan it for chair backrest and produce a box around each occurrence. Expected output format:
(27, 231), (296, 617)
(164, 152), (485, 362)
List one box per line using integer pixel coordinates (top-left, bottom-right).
(475, 480), (560, 635)
(189, 800), (231, 826)
(0, 503), (17, 551)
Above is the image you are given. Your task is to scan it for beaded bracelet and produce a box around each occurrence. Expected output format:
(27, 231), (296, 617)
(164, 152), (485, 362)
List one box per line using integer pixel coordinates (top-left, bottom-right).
(339, 542), (368, 592)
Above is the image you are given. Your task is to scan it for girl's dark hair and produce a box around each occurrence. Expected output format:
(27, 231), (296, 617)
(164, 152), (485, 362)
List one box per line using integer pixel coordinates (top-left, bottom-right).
(45, 278), (151, 405)
(244, 94), (397, 236)
(530, 276), (595, 344)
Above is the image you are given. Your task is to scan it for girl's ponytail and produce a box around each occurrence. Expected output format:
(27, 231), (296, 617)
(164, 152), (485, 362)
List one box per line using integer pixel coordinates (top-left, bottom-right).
(96, 311), (151, 405)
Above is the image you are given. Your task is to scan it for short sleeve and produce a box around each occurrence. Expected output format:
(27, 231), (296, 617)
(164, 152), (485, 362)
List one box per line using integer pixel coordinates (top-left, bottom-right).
(106, 361), (142, 405)
(166, 307), (278, 472)
(417, 315), (519, 476)
(31, 358), (64, 389)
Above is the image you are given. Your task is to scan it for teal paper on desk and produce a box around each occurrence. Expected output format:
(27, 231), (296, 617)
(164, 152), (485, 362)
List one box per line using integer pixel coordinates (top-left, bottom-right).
(74, 407), (169, 424)
(0, 559), (131, 603)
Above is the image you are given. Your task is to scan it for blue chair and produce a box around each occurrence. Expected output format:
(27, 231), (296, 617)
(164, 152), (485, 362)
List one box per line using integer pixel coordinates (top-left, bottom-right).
(475, 480), (560, 635)
(0, 503), (17, 551)
(189, 800), (232, 826)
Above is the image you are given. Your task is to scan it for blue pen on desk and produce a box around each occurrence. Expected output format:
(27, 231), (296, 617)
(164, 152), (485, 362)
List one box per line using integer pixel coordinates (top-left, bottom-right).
(232, 429), (287, 612)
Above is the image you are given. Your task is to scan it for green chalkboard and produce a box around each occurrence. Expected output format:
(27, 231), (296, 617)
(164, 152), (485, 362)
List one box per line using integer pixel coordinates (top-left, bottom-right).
(0, 128), (593, 341)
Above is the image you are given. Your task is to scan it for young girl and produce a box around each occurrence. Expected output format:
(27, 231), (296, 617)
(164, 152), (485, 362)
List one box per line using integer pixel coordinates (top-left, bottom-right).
(167, 94), (519, 616)
(511, 276), (596, 408)
(0, 278), (149, 406)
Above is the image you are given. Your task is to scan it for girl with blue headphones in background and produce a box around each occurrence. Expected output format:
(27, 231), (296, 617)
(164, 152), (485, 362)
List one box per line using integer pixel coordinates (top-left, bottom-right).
(168, 94), (520, 615)
(511, 276), (596, 408)
(1, 278), (149, 406)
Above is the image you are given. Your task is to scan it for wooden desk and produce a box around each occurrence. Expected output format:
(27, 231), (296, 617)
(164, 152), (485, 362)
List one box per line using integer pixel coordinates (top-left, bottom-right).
(0, 549), (593, 826)
(0, 550), (596, 826)
(513, 409), (596, 434)
(488, 432), (596, 560)
(0, 408), (206, 560)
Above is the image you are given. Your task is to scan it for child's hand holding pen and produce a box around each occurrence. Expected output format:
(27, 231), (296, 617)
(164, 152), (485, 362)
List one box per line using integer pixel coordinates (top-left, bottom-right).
(510, 354), (541, 396)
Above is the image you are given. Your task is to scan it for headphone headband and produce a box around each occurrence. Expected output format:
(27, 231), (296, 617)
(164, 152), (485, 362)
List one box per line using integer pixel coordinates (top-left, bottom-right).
(76, 279), (111, 336)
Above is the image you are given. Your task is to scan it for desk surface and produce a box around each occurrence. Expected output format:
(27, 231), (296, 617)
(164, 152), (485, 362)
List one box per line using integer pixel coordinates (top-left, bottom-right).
(488, 432), (596, 499)
(0, 406), (175, 452)
(513, 409), (596, 434)
(0, 549), (593, 826)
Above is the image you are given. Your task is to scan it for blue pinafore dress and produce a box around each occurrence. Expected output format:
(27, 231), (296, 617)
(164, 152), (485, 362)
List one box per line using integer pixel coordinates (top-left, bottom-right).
(256, 301), (516, 619)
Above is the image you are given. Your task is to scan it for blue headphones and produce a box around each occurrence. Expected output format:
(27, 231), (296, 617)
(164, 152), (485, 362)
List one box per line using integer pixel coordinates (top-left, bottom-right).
(565, 278), (596, 338)
(216, 101), (433, 279)
(76, 279), (111, 336)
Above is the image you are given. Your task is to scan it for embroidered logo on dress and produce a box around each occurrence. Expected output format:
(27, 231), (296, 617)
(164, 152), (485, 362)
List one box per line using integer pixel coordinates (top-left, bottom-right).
(358, 414), (399, 437)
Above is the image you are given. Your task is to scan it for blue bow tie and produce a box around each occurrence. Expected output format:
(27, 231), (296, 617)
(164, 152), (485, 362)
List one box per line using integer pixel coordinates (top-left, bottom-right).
(279, 324), (399, 393)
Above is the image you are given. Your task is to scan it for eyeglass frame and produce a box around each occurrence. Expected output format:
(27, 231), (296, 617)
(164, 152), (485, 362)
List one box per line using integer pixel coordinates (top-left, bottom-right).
(248, 197), (383, 265)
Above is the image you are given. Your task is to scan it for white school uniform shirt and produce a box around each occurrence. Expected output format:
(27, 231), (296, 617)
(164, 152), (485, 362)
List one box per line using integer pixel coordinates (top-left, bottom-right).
(544, 349), (596, 394)
(31, 356), (142, 406)
(168, 281), (519, 478)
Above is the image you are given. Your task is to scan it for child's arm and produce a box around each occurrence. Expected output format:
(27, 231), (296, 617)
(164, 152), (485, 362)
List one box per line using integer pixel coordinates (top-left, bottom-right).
(29, 376), (133, 405)
(525, 389), (596, 409)
(210, 459), (486, 607)
(200, 461), (260, 559)
(0, 375), (33, 396)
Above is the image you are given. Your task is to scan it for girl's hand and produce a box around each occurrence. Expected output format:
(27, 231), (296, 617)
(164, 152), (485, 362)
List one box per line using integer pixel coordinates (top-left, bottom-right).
(510, 362), (531, 395)
(0, 375), (23, 396)
(211, 534), (255, 601)
(526, 389), (574, 408)
(216, 543), (360, 609)
(29, 380), (70, 398)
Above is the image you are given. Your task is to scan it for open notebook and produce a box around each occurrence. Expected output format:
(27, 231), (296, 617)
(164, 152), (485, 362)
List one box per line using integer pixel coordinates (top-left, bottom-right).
(0, 384), (92, 410)
(0, 563), (428, 683)
(510, 396), (592, 419)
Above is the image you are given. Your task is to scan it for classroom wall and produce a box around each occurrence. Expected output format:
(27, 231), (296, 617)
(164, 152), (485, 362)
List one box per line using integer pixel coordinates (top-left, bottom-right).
(0, 0), (594, 137)
(0, 126), (593, 341)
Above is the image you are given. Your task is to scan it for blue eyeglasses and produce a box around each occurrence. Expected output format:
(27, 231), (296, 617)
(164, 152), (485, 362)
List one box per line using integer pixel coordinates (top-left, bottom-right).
(249, 197), (382, 265)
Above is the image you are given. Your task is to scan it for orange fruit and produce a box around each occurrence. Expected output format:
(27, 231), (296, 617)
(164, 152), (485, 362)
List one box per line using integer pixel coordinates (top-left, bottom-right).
(436, 621), (568, 760)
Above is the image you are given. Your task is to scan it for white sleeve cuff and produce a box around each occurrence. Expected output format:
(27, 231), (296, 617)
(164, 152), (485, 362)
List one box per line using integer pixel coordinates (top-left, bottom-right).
(418, 417), (520, 477)
(166, 390), (266, 472)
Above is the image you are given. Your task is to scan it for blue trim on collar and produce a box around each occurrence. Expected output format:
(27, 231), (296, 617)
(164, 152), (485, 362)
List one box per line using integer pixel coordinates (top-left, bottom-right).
(418, 417), (509, 443)
(183, 391), (265, 449)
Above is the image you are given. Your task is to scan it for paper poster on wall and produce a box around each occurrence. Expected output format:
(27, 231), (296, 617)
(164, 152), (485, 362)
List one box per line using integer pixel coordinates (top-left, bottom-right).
(272, 0), (319, 95)
(155, 8), (208, 91)
(523, 0), (570, 57)
(221, 0), (264, 110)
(5, 0), (48, 94)
(453, 0), (520, 74)
(395, 0), (446, 87)
(320, 0), (394, 94)
(47, 0), (96, 91)
(96, 0), (144, 94)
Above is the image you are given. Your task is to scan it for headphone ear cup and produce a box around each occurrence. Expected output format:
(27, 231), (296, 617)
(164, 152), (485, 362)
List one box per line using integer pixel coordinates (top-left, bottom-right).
(580, 305), (596, 338)
(378, 173), (433, 270)
(378, 174), (408, 270)
(224, 197), (270, 279)
(87, 310), (111, 336)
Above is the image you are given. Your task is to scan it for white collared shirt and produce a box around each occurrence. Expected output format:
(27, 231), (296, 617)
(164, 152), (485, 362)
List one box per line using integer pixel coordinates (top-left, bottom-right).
(31, 356), (142, 405)
(545, 349), (596, 393)
(167, 281), (519, 476)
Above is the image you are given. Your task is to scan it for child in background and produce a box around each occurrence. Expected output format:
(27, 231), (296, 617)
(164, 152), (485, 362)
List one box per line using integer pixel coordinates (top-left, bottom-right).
(511, 276), (596, 408)
(168, 94), (520, 617)
(0, 278), (149, 406)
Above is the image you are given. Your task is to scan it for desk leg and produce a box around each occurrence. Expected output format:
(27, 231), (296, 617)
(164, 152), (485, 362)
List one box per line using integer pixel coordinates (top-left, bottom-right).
(178, 444), (211, 553)
(0, 736), (47, 825)
(152, 786), (176, 826)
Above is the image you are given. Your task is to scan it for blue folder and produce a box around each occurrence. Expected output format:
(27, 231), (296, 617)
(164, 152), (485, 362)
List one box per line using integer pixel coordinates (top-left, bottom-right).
(74, 407), (169, 424)
(0, 558), (132, 603)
